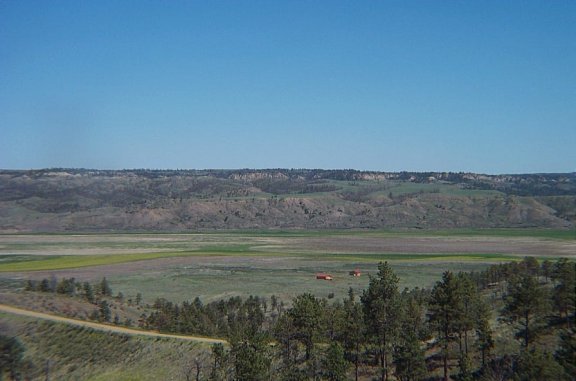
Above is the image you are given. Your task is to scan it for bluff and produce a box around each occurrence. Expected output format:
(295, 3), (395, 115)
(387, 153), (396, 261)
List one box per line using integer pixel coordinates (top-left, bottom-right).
(0, 169), (574, 232)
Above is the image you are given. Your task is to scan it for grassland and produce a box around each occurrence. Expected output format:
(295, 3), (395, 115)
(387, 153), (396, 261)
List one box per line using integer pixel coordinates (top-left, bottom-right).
(0, 252), (198, 272)
(0, 229), (573, 303)
(0, 312), (208, 381)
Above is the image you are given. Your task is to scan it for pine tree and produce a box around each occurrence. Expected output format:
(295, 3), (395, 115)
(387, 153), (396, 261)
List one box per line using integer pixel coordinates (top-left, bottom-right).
(0, 335), (25, 381)
(99, 300), (111, 322)
(24, 280), (35, 291)
(322, 342), (348, 381)
(99, 277), (113, 296)
(274, 313), (299, 374)
(551, 258), (576, 326)
(209, 343), (227, 381)
(503, 274), (550, 348)
(83, 282), (95, 303)
(555, 328), (576, 377)
(541, 259), (552, 283)
(428, 271), (462, 381)
(394, 289), (427, 381)
(514, 348), (569, 381)
(287, 293), (323, 361)
(56, 277), (76, 296)
(393, 332), (426, 381)
(361, 262), (401, 381)
(456, 273), (486, 357)
(475, 301), (494, 368)
(341, 289), (364, 381)
(231, 332), (270, 381)
(38, 278), (50, 292)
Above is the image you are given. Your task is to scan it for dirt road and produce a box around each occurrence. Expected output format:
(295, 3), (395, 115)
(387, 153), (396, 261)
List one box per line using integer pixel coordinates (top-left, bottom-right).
(0, 303), (227, 344)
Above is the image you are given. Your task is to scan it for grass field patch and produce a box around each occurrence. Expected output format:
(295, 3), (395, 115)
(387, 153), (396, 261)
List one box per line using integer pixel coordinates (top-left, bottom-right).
(315, 252), (520, 263)
(0, 252), (197, 272)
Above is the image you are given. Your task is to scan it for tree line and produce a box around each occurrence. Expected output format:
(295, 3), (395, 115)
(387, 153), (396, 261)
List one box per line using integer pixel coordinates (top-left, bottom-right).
(24, 276), (141, 325)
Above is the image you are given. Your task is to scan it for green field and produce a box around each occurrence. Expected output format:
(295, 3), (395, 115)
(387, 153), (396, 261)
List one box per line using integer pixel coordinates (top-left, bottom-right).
(0, 252), (197, 272)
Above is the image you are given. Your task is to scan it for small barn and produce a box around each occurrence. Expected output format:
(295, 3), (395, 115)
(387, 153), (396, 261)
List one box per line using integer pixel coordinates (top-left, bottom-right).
(316, 273), (333, 281)
(349, 269), (361, 277)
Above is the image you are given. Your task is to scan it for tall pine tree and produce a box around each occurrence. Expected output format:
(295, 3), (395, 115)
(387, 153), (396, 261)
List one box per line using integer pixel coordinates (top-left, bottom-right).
(428, 271), (462, 381)
(361, 262), (401, 381)
(503, 274), (550, 349)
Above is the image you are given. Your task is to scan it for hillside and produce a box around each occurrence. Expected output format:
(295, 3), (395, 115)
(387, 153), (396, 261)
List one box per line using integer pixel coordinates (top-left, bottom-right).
(0, 169), (574, 232)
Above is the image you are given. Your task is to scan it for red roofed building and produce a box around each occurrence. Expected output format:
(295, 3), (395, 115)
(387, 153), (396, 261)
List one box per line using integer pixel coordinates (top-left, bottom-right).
(349, 269), (361, 277)
(316, 273), (333, 280)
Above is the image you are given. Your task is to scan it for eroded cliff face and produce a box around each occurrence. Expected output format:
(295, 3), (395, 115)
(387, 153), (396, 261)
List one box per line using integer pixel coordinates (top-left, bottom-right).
(0, 169), (574, 232)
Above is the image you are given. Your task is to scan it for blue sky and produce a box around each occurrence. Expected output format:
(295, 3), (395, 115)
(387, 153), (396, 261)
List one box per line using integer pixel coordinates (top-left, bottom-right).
(1, 1), (575, 174)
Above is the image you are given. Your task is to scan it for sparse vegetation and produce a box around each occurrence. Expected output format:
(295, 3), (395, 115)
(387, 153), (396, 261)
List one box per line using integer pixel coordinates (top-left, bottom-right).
(1, 169), (574, 231)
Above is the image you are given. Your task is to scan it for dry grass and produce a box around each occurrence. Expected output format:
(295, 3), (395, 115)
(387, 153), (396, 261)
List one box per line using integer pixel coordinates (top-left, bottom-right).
(0, 231), (573, 303)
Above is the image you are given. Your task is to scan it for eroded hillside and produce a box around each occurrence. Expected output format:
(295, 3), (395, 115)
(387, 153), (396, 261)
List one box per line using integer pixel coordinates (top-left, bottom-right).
(0, 169), (574, 232)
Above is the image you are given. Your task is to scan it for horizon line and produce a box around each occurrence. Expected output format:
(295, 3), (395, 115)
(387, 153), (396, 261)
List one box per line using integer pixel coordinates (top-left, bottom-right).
(1, 167), (575, 177)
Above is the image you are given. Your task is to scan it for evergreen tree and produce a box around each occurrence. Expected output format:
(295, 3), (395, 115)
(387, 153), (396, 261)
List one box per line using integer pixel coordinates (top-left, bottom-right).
(56, 277), (76, 296)
(99, 300), (111, 322)
(341, 289), (364, 381)
(502, 274), (550, 348)
(24, 280), (35, 291)
(274, 312), (300, 377)
(99, 277), (113, 296)
(520, 256), (540, 277)
(541, 259), (552, 283)
(393, 332), (426, 381)
(555, 328), (576, 377)
(394, 289), (427, 381)
(458, 353), (473, 381)
(0, 335), (25, 381)
(513, 348), (569, 381)
(475, 301), (494, 368)
(428, 271), (462, 381)
(324, 300), (345, 342)
(83, 282), (95, 303)
(361, 262), (401, 381)
(209, 343), (227, 381)
(551, 258), (576, 326)
(287, 293), (323, 361)
(454, 273), (480, 357)
(38, 278), (50, 292)
(322, 342), (348, 381)
(230, 333), (270, 381)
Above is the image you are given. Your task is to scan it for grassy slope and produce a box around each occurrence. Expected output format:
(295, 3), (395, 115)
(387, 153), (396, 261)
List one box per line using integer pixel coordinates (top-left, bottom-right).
(0, 313), (208, 381)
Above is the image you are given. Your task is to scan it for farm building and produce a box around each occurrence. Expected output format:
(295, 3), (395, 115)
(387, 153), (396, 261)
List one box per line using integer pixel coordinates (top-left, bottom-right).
(349, 269), (361, 277)
(316, 273), (333, 280)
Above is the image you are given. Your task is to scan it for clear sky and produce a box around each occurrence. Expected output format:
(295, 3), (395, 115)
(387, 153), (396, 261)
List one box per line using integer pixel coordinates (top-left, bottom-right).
(1, 1), (575, 174)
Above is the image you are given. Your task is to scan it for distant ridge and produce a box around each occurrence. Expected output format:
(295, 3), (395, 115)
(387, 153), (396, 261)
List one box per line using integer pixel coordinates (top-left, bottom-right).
(1, 169), (574, 232)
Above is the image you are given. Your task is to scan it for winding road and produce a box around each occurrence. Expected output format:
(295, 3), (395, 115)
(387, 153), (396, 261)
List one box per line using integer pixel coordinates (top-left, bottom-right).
(0, 303), (227, 344)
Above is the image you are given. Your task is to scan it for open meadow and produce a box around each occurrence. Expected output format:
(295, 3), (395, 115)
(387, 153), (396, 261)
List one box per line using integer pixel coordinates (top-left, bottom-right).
(1, 229), (574, 303)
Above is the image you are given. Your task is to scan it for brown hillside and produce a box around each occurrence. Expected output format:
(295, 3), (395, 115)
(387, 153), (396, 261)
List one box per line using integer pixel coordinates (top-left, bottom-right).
(0, 169), (574, 232)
